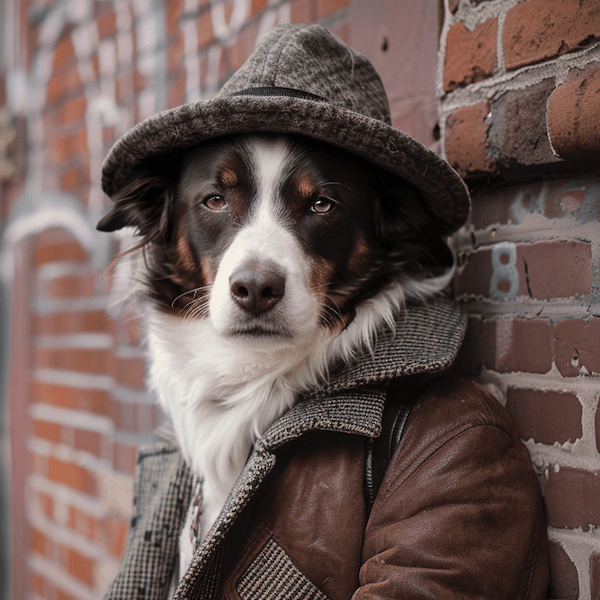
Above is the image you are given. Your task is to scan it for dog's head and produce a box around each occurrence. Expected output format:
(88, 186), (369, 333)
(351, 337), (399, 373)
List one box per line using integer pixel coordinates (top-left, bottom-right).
(98, 134), (452, 347)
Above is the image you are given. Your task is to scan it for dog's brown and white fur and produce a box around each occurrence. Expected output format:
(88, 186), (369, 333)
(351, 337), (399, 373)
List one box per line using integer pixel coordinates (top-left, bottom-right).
(98, 133), (454, 573)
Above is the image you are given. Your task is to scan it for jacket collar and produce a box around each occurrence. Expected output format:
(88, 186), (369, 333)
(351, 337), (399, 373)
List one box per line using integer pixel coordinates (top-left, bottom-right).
(257, 296), (467, 450)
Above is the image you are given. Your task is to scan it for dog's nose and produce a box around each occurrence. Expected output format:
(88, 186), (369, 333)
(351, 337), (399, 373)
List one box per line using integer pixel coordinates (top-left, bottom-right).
(230, 263), (285, 315)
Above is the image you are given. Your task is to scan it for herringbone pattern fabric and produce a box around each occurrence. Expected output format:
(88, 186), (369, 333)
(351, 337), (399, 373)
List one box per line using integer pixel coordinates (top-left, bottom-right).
(103, 444), (195, 600)
(237, 539), (329, 600)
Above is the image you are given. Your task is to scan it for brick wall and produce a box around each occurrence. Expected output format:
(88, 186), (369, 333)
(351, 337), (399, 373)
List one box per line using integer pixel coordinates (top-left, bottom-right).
(0, 1), (352, 599)
(2, 0), (599, 598)
(441, 1), (600, 598)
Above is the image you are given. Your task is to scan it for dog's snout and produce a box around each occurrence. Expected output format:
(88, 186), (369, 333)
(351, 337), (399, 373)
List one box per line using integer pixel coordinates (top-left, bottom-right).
(230, 263), (285, 315)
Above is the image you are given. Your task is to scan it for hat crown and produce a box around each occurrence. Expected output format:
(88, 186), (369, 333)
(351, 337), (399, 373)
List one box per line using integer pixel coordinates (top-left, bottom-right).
(219, 24), (392, 125)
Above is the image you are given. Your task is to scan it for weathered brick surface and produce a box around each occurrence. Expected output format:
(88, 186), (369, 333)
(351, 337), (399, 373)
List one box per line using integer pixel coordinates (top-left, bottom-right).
(506, 388), (582, 445)
(445, 101), (495, 177)
(554, 318), (600, 377)
(456, 317), (554, 374)
(548, 541), (579, 600)
(503, 0), (600, 71)
(444, 19), (497, 92)
(516, 240), (593, 300)
(543, 466), (600, 530)
(488, 78), (558, 169)
(548, 62), (600, 161)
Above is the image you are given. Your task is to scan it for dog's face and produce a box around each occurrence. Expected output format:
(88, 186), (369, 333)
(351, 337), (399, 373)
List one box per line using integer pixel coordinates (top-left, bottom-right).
(98, 134), (451, 347)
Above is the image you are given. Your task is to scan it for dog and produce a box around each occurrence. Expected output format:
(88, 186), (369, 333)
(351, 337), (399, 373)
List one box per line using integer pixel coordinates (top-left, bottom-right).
(98, 132), (454, 575)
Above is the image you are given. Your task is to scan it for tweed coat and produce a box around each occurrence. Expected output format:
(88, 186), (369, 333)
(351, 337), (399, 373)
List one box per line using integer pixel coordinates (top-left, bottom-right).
(103, 298), (549, 600)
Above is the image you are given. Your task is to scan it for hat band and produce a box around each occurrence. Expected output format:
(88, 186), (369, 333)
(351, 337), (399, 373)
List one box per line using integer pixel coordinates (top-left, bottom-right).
(228, 87), (325, 102)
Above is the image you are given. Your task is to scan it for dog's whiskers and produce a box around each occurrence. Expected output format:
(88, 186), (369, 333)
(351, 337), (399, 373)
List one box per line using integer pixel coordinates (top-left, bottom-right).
(171, 286), (212, 308)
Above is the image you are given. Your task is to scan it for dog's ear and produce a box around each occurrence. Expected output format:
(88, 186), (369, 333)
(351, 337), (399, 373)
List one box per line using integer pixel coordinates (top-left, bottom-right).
(371, 172), (454, 273)
(97, 170), (174, 241)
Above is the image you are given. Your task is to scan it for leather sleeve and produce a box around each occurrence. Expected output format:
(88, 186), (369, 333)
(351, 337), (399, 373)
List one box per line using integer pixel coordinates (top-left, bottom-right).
(355, 378), (549, 600)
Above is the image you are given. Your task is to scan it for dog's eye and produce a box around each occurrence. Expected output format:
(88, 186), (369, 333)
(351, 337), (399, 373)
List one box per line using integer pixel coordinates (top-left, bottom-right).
(310, 197), (335, 214)
(203, 195), (227, 210)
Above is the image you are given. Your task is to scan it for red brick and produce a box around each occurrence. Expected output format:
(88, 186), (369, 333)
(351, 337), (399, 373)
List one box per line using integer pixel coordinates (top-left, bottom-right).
(114, 356), (146, 389)
(548, 540), (579, 600)
(32, 572), (45, 596)
(52, 128), (88, 163)
(113, 441), (137, 474)
(47, 65), (83, 104)
(444, 19), (497, 92)
(97, 6), (117, 39)
(506, 388), (582, 445)
(105, 517), (128, 558)
(516, 240), (592, 300)
(168, 31), (184, 72)
(68, 506), (101, 542)
(488, 78), (558, 170)
(458, 317), (554, 374)
(33, 310), (110, 335)
(168, 68), (186, 109)
(317, 0), (349, 18)
(548, 63), (600, 161)
(504, 0), (600, 71)
(60, 163), (91, 192)
(57, 590), (79, 600)
(34, 490), (54, 519)
(554, 317), (600, 377)
(291, 0), (314, 22)
(250, 0), (270, 16)
(469, 180), (546, 229)
(33, 419), (62, 444)
(197, 10), (214, 48)
(544, 188), (587, 219)
(166, 0), (184, 35)
(63, 547), (94, 587)
(544, 466), (600, 529)
(227, 22), (259, 72)
(34, 348), (111, 374)
(47, 273), (95, 298)
(445, 101), (495, 178)
(58, 95), (87, 125)
(74, 429), (102, 456)
(32, 382), (110, 415)
(47, 456), (96, 495)
(53, 36), (76, 74)
(455, 247), (493, 299)
(31, 527), (50, 557)
(34, 237), (88, 266)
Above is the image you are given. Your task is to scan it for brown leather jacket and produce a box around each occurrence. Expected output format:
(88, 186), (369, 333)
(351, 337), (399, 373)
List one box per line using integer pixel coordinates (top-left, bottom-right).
(103, 300), (549, 600)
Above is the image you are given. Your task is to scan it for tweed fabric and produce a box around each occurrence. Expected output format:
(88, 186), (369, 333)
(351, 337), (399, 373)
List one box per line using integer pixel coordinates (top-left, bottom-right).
(236, 539), (328, 600)
(101, 24), (470, 235)
(105, 298), (467, 600)
(309, 296), (468, 397)
(103, 443), (195, 600)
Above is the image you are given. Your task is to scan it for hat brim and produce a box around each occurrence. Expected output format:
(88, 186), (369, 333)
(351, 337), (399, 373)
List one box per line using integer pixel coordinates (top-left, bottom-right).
(101, 95), (470, 234)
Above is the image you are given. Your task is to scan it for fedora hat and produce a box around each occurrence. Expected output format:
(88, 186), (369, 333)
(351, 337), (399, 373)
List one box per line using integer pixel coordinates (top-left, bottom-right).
(101, 23), (470, 234)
